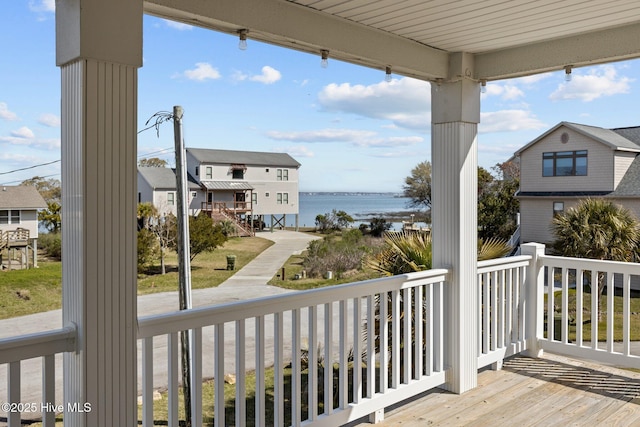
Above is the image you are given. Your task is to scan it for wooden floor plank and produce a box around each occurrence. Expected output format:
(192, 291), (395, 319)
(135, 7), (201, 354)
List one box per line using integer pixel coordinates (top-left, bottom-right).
(364, 353), (640, 427)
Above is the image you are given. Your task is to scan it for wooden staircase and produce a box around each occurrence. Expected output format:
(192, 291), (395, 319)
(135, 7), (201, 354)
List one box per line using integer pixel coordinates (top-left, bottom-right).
(211, 207), (255, 237)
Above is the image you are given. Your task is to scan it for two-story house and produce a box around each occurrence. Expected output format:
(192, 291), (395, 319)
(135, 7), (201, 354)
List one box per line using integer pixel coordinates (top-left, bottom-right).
(515, 122), (640, 244)
(186, 148), (301, 231)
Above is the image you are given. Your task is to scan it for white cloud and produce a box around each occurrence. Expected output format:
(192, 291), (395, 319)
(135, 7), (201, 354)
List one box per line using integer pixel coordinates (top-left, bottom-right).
(181, 63), (221, 81)
(232, 70), (248, 82)
(234, 66), (282, 84)
(11, 127), (35, 139)
(479, 110), (546, 133)
(250, 66), (281, 84)
(266, 128), (422, 148)
(163, 19), (193, 31)
(0, 103), (19, 121)
(483, 84), (524, 100)
(1, 127), (60, 150)
(29, 0), (55, 13)
(266, 129), (376, 143)
(318, 77), (431, 131)
(0, 136), (60, 150)
(274, 146), (315, 158)
(38, 113), (60, 128)
(549, 65), (632, 102)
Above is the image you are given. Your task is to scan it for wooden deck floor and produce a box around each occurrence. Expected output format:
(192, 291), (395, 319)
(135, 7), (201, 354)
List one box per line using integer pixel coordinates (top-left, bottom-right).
(367, 353), (640, 426)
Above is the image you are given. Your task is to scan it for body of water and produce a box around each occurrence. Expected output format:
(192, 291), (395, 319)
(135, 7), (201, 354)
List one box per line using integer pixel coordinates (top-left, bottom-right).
(292, 192), (423, 230)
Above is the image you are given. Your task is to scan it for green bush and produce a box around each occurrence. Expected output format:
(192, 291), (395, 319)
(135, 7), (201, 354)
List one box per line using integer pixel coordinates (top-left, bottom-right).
(39, 232), (61, 260)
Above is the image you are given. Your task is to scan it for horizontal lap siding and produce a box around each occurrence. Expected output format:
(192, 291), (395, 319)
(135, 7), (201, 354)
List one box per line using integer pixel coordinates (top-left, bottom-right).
(520, 127), (614, 193)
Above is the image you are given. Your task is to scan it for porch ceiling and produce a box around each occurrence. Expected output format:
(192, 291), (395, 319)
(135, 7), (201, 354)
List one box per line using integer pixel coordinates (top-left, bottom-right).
(144, 0), (640, 82)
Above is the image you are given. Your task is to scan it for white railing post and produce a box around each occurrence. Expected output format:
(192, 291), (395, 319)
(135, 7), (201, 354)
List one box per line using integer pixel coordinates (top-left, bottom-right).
(521, 243), (545, 357)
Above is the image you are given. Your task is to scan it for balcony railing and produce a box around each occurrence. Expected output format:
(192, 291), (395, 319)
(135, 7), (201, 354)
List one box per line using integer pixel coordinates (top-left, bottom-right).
(4, 243), (640, 426)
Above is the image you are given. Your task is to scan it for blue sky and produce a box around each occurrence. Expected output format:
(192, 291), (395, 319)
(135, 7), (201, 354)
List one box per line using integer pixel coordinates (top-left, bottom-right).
(2, 2), (640, 192)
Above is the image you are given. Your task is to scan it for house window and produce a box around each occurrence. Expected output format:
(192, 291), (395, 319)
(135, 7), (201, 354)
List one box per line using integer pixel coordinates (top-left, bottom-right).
(252, 193), (257, 205)
(167, 192), (175, 206)
(232, 169), (244, 179)
(0, 210), (20, 224)
(543, 151), (587, 176)
(276, 169), (289, 181)
(553, 202), (564, 217)
(205, 166), (212, 179)
(277, 193), (288, 205)
(195, 166), (199, 176)
(265, 192), (270, 198)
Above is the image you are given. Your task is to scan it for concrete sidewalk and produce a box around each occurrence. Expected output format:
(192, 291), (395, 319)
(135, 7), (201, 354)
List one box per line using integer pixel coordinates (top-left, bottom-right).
(0, 229), (319, 336)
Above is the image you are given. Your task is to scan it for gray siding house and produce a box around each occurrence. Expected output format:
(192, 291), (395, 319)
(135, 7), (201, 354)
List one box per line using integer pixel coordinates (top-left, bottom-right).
(138, 148), (301, 234)
(137, 166), (203, 217)
(515, 122), (640, 244)
(186, 148), (301, 230)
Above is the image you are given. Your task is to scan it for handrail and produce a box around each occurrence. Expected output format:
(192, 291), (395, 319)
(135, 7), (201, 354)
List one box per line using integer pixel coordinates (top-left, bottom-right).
(477, 254), (531, 273)
(0, 325), (76, 364)
(138, 269), (448, 338)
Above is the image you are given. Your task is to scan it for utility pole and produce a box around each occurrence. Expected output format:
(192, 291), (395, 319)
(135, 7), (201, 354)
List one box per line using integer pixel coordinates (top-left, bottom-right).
(174, 105), (193, 425)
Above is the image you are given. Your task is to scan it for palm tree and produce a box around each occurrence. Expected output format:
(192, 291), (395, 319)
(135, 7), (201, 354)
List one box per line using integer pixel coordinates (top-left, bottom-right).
(551, 198), (640, 320)
(366, 231), (511, 276)
(363, 231), (511, 383)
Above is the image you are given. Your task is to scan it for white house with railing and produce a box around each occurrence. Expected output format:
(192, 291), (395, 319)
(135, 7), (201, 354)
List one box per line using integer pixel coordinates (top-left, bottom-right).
(3, 1), (640, 426)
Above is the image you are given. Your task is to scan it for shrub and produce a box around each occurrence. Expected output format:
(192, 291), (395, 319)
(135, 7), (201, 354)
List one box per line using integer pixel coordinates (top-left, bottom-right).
(303, 229), (371, 279)
(369, 217), (392, 237)
(39, 232), (61, 260)
(137, 228), (159, 273)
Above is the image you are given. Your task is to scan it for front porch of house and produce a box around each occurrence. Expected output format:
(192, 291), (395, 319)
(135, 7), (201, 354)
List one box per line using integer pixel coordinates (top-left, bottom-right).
(5, 0), (640, 425)
(4, 244), (640, 426)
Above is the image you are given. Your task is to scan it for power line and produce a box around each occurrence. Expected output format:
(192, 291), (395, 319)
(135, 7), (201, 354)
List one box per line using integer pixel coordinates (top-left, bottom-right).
(0, 159), (61, 176)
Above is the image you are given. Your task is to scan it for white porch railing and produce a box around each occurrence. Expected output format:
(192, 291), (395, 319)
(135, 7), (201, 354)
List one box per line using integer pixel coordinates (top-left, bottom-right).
(529, 248), (640, 369)
(5, 247), (640, 425)
(0, 326), (75, 427)
(477, 255), (531, 369)
(137, 269), (448, 427)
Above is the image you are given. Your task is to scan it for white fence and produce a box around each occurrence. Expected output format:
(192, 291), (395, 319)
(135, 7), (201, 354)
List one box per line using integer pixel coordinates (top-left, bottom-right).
(137, 269), (448, 427)
(0, 326), (75, 427)
(5, 246), (640, 426)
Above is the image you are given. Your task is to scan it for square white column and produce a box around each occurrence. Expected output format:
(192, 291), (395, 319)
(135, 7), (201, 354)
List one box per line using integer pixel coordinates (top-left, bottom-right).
(431, 64), (481, 393)
(57, 1), (142, 425)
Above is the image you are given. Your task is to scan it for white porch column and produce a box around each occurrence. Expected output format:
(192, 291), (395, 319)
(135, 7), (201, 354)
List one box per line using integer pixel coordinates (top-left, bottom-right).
(56, 1), (142, 426)
(431, 53), (480, 394)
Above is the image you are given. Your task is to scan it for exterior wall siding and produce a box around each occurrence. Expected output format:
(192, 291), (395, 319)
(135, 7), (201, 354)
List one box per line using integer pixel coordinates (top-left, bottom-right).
(0, 210), (39, 237)
(520, 198), (581, 244)
(613, 152), (637, 188)
(192, 159), (300, 217)
(520, 127), (614, 193)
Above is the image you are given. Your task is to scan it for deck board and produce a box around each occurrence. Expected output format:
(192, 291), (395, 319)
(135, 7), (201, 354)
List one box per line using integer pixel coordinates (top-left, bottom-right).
(362, 353), (640, 426)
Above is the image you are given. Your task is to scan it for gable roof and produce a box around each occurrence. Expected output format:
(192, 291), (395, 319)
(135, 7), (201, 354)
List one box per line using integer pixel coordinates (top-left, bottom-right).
(515, 122), (640, 156)
(0, 186), (47, 209)
(138, 167), (200, 190)
(187, 148), (301, 168)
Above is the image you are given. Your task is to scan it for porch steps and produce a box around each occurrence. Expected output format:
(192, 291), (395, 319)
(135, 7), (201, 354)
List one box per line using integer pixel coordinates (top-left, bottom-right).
(210, 211), (255, 237)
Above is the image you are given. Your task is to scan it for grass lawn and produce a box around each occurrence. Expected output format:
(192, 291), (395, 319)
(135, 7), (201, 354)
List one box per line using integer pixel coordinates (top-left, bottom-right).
(547, 288), (640, 342)
(0, 237), (273, 319)
(137, 236), (273, 294)
(268, 251), (381, 291)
